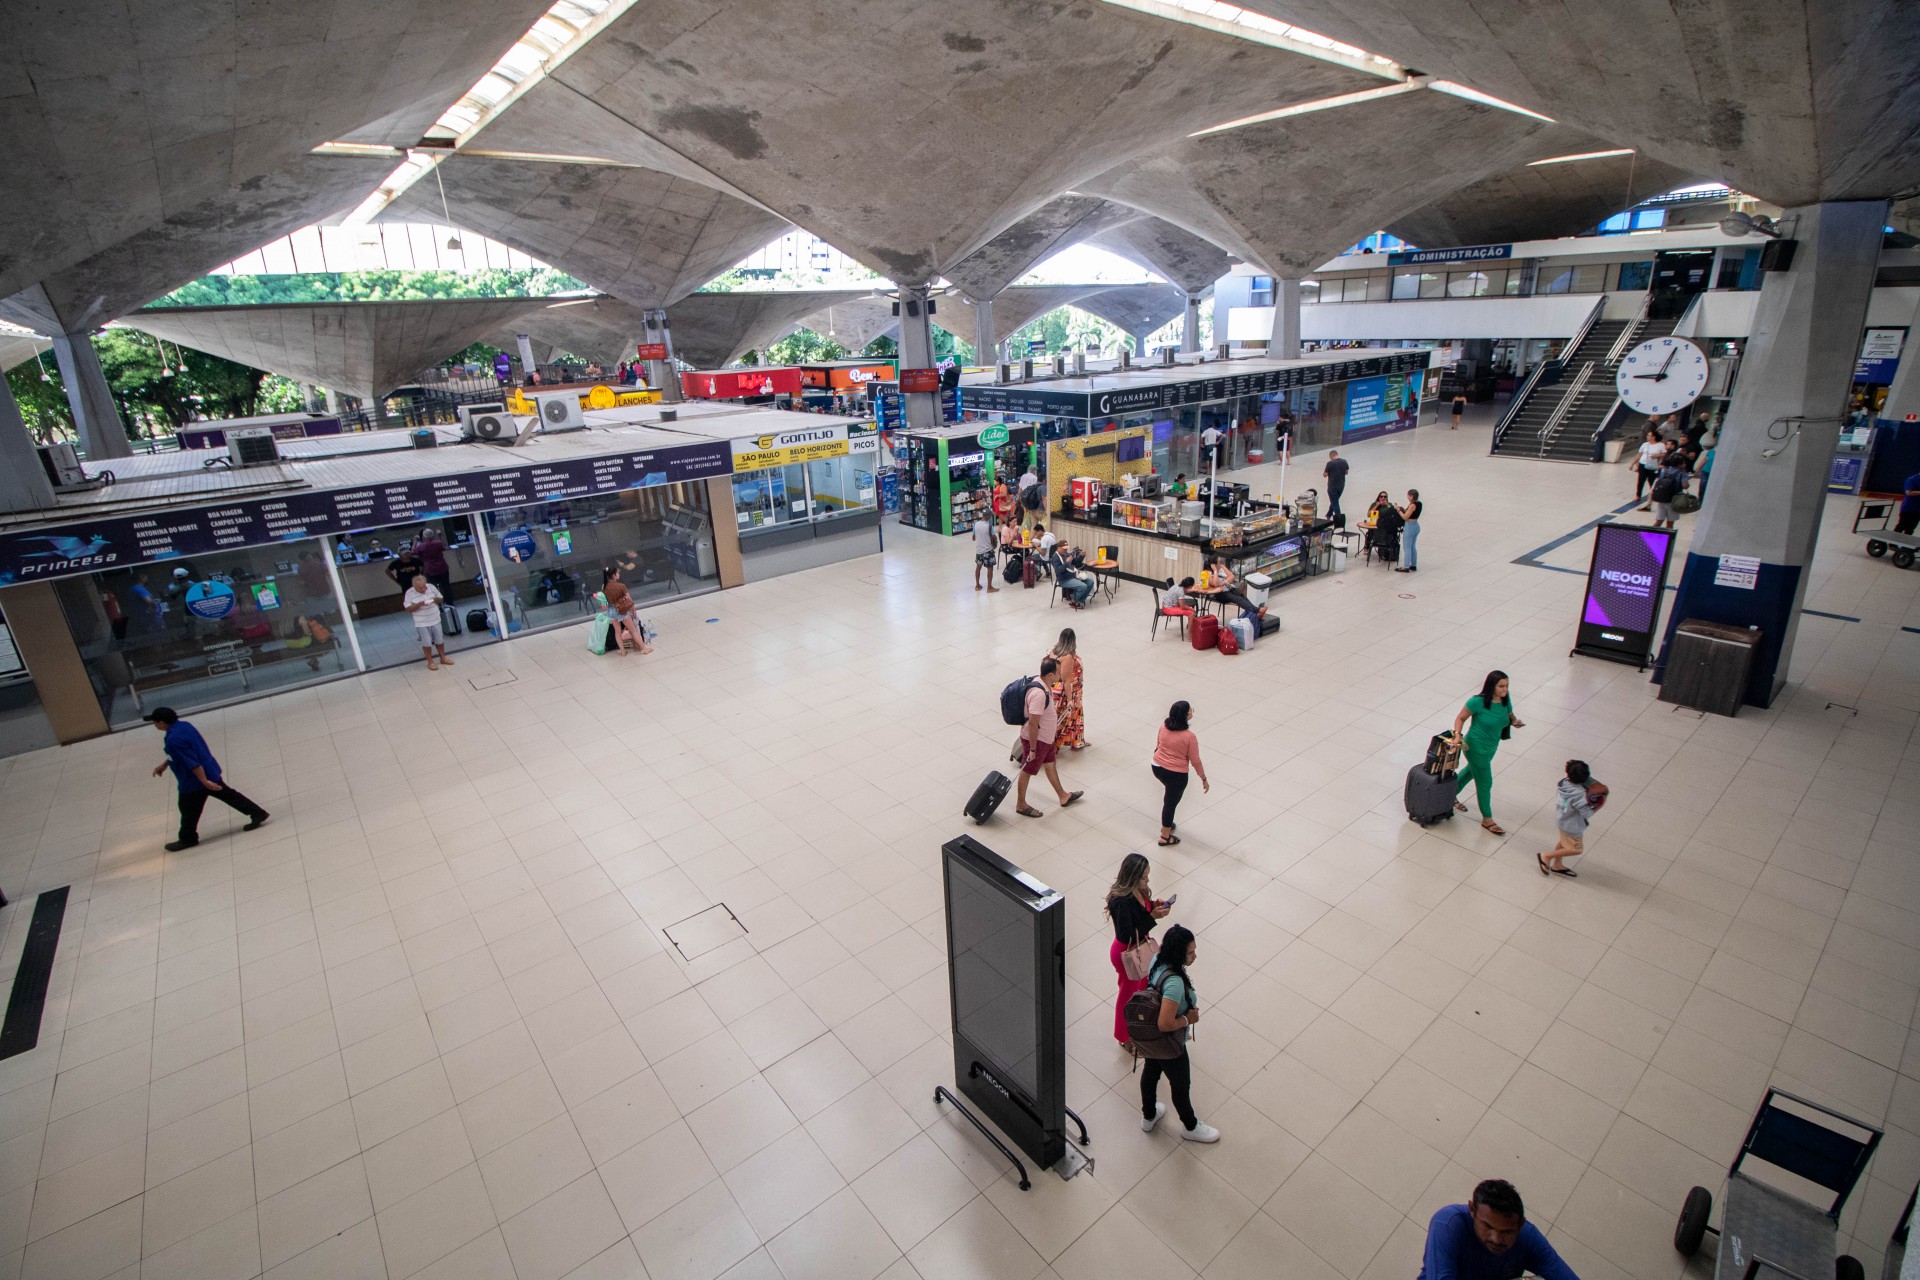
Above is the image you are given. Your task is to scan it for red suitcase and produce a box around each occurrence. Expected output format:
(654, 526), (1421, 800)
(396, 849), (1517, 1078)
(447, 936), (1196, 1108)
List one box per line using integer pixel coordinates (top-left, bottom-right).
(1216, 624), (1239, 655)
(1190, 614), (1219, 650)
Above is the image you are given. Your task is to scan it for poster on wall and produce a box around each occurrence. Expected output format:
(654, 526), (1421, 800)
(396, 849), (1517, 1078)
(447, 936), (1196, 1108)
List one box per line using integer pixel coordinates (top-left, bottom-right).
(1572, 523), (1677, 669)
(1855, 328), (1906, 384)
(0, 606), (25, 679)
(1342, 370), (1424, 441)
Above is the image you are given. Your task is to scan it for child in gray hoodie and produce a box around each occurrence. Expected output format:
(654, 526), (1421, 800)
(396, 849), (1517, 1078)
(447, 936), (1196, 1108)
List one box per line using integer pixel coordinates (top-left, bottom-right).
(1541, 760), (1604, 877)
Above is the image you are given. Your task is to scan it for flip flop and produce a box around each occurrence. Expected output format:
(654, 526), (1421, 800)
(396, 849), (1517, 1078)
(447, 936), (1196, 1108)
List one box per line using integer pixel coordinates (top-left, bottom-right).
(1537, 854), (1550, 876)
(1552, 866), (1578, 877)
(1017, 805), (1045, 818)
(1062, 791), (1084, 808)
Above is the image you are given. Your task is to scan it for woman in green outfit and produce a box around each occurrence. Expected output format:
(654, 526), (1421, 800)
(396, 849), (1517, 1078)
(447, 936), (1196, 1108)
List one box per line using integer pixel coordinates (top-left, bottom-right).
(1451, 670), (1525, 835)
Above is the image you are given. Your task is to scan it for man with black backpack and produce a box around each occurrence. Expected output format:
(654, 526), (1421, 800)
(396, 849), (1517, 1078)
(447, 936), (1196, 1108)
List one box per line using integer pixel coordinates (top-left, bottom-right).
(1009, 658), (1082, 818)
(1648, 455), (1689, 530)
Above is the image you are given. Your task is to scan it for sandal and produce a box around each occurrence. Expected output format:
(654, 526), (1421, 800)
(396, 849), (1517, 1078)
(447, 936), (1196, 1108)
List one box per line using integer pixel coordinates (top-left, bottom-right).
(1158, 835), (1180, 846)
(1061, 791), (1084, 808)
(1453, 800), (1468, 813)
(1481, 819), (1506, 836)
(1017, 805), (1045, 818)
(1552, 866), (1578, 878)
(1537, 854), (1550, 876)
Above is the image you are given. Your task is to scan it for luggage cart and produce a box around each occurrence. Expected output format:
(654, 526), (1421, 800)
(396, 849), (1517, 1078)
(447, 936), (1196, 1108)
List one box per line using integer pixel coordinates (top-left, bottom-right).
(1855, 497), (1920, 570)
(1675, 1089), (1881, 1280)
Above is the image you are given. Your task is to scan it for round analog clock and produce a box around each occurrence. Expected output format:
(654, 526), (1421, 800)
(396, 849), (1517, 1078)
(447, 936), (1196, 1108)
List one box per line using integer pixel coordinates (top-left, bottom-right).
(1615, 336), (1710, 415)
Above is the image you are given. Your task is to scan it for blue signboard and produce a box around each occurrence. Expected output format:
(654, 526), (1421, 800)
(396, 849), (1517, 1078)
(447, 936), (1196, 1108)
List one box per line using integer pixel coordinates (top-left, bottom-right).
(1829, 454), (1867, 494)
(1342, 370), (1425, 441)
(183, 580), (237, 620)
(1855, 327), (1905, 384)
(1388, 244), (1512, 267)
(499, 528), (538, 563)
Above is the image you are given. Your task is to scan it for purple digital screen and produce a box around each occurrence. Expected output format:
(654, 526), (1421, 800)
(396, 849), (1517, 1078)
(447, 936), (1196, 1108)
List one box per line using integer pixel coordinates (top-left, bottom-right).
(1582, 524), (1674, 633)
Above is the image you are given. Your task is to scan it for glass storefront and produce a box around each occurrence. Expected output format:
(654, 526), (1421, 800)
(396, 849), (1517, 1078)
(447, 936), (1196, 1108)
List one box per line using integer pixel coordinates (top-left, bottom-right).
(734, 428), (880, 530)
(56, 540), (351, 727)
(732, 463), (809, 529)
(0, 607), (55, 754)
(329, 516), (493, 671)
(480, 484), (719, 633)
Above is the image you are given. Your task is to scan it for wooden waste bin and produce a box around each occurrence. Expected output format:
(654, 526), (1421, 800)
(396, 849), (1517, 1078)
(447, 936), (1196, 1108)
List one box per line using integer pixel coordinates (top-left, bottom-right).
(1659, 620), (1761, 716)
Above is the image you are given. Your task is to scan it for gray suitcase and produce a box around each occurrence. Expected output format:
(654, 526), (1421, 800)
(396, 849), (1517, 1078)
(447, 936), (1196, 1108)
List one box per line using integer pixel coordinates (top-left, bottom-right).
(1405, 763), (1456, 826)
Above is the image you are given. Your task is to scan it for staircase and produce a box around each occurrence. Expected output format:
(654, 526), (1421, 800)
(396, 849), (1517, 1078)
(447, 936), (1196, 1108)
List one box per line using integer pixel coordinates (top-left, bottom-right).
(1493, 302), (1678, 462)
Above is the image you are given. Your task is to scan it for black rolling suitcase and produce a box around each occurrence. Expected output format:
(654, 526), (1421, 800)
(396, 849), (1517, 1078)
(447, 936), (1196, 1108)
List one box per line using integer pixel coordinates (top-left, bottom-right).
(965, 771), (1012, 823)
(1405, 763), (1456, 826)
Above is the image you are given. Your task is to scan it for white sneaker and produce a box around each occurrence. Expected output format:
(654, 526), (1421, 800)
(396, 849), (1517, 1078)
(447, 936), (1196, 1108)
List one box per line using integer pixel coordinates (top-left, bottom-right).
(1141, 1102), (1166, 1133)
(1181, 1122), (1221, 1143)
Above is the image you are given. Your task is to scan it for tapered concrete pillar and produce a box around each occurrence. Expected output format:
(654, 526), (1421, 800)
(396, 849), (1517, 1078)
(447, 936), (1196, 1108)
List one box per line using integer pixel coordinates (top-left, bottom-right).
(1658, 200), (1888, 706)
(323, 388), (340, 414)
(1131, 331), (1154, 358)
(0, 375), (57, 512)
(1876, 293), (1920, 423)
(971, 298), (995, 369)
(898, 285), (939, 431)
(1180, 293), (1201, 353)
(644, 309), (683, 402)
(49, 331), (132, 459)
(1268, 281), (1301, 358)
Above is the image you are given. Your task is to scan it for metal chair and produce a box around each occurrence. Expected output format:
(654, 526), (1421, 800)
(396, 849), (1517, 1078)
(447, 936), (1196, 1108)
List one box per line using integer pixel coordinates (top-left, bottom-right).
(1150, 584), (1193, 640)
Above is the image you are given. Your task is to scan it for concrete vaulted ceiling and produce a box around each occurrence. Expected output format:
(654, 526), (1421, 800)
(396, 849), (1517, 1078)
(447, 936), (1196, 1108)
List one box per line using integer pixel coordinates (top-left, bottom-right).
(462, 0), (1383, 283)
(941, 196), (1147, 301)
(1087, 218), (1233, 294)
(1079, 87), (1563, 276)
(662, 290), (875, 368)
(1387, 146), (1699, 248)
(935, 285), (1140, 349)
(127, 298), (558, 403)
(1072, 284), (1189, 341)
(380, 157), (792, 309)
(1232, 0), (1920, 208)
(0, 156), (392, 336)
(0, 0), (552, 308)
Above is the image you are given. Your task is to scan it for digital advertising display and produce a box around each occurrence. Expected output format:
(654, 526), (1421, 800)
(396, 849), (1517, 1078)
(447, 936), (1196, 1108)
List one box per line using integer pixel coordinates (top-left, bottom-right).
(1574, 523), (1677, 668)
(941, 835), (1065, 1169)
(1342, 370), (1424, 441)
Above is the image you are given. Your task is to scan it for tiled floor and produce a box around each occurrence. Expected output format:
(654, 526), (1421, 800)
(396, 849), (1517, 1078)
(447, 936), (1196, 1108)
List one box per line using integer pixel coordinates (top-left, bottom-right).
(1, 410), (1917, 1280)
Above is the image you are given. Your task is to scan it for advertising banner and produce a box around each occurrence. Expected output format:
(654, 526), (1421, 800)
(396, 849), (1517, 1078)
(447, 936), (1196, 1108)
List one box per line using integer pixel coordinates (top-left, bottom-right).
(1342, 370), (1424, 441)
(1573, 523), (1677, 668)
(899, 368), (941, 394)
(959, 351), (1429, 419)
(1855, 327), (1906, 384)
(635, 343), (669, 361)
(681, 368), (803, 399)
(0, 441), (733, 585)
(731, 424), (850, 471)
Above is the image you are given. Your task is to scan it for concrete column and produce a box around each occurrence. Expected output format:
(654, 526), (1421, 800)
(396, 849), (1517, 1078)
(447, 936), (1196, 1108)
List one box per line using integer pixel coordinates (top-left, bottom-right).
(49, 331), (132, 459)
(322, 388), (340, 415)
(1268, 281), (1301, 358)
(645, 309), (683, 403)
(0, 374), (57, 511)
(897, 285), (939, 431)
(1180, 293), (1201, 353)
(514, 333), (537, 379)
(1131, 331), (1154, 359)
(971, 298), (995, 369)
(1875, 292), (1920, 422)
(1659, 200), (1889, 707)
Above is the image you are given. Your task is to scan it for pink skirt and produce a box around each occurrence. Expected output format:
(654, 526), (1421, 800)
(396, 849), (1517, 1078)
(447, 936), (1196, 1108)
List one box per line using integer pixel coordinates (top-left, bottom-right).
(1111, 937), (1149, 1045)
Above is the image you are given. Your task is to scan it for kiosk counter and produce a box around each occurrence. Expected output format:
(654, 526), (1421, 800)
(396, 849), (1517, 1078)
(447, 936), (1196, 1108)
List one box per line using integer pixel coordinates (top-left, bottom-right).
(1051, 496), (1333, 590)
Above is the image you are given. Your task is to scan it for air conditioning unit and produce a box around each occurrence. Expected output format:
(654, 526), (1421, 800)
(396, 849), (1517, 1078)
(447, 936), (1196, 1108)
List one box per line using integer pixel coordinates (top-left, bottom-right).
(464, 406), (520, 442)
(36, 442), (87, 490)
(227, 426), (280, 467)
(531, 391), (585, 433)
(457, 402), (506, 437)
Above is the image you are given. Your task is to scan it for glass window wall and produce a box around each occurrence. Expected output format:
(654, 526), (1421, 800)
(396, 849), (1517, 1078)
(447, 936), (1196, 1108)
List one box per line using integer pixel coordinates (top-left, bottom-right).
(481, 485), (718, 634)
(57, 540), (350, 728)
(328, 515), (492, 671)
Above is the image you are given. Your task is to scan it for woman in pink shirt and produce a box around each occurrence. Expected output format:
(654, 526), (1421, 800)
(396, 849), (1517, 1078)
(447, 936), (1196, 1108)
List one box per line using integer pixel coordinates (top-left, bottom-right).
(1152, 701), (1209, 845)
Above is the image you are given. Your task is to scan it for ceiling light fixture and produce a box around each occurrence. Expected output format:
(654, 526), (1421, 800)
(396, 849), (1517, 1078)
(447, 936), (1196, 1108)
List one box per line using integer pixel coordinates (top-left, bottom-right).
(434, 165), (463, 252)
(1528, 148), (1635, 166)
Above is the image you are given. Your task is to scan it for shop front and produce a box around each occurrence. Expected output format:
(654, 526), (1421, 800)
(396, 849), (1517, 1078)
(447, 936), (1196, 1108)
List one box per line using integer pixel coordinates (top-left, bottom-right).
(796, 361), (895, 414)
(680, 367), (805, 402)
(894, 423), (1040, 535)
(330, 516), (493, 669)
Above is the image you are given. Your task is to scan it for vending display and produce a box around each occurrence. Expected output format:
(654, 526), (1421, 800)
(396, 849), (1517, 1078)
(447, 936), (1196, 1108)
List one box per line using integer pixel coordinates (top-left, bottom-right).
(1111, 498), (1174, 533)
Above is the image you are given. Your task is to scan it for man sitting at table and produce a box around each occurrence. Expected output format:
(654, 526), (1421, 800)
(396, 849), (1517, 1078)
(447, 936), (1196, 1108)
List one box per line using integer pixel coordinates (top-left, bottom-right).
(1049, 546), (1095, 608)
(1204, 557), (1266, 622)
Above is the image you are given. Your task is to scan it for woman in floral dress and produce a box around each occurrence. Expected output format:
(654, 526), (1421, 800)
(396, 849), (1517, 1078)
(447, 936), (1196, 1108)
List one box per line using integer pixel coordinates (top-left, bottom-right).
(1048, 628), (1087, 750)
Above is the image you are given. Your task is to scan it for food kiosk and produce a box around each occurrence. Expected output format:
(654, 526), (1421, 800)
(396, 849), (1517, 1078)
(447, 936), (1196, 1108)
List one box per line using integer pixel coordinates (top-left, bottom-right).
(895, 422), (1039, 535)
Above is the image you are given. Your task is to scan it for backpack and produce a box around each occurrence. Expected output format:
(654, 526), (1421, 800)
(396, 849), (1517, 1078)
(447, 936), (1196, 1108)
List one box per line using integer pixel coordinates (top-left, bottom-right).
(1021, 485), (1042, 511)
(1651, 470), (1682, 503)
(1124, 969), (1187, 1060)
(999, 676), (1046, 726)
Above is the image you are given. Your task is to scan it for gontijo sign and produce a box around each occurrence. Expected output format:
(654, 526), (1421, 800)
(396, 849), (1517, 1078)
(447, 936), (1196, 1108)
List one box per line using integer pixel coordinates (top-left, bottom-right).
(731, 424), (850, 471)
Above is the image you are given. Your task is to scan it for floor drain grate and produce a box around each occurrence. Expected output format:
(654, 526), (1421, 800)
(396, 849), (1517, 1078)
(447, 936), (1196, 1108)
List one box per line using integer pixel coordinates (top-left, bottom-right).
(468, 670), (519, 690)
(664, 904), (746, 960)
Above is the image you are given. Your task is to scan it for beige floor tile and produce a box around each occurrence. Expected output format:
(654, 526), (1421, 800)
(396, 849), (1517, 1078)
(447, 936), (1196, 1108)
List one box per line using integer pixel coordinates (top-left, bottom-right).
(1362, 1058), (1487, 1158)
(258, 1155), (375, 1270)
(1052, 1202), (1195, 1280)
(722, 1127), (846, 1239)
(854, 1132), (979, 1252)
(498, 1171), (628, 1280)
(1265, 1153), (1402, 1279)
(767, 1186), (903, 1280)
(1453, 1108), (1588, 1220)
(1317, 1105), (1448, 1212)
(631, 1177), (764, 1280)
(374, 1162), (499, 1279)
(908, 1195), (1046, 1280)
(1203, 1210), (1345, 1280)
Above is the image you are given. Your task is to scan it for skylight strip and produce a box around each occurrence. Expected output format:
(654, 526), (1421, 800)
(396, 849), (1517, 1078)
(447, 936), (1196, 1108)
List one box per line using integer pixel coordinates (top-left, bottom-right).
(1527, 148), (1634, 166)
(1188, 79), (1428, 137)
(1431, 80), (1554, 122)
(1099, 0), (1405, 80)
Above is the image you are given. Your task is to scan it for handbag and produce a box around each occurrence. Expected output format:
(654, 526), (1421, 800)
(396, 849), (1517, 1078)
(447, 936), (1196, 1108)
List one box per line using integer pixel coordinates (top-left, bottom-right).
(1120, 937), (1158, 981)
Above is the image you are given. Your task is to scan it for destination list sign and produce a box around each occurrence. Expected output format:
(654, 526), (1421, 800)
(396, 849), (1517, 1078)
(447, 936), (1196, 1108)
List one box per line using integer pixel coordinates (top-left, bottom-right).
(959, 351), (1431, 418)
(0, 440), (733, 584)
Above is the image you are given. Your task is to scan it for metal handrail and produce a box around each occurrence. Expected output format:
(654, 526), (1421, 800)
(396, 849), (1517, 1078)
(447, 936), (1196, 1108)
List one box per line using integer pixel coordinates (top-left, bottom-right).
(1585, 291), (1701, 459)
(1605, 290), (1653, 365)
(1491, 293), (1604, 453)
(1537, 362), (1594, 454)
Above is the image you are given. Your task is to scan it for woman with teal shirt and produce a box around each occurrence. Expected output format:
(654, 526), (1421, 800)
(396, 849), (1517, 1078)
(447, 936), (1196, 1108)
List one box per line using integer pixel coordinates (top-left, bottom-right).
(1451, 670), (1524, 835)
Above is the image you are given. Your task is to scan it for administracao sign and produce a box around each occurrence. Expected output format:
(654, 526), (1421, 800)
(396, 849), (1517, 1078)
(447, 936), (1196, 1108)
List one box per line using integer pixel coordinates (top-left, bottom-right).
(1388, 244), (1513, 266)
(731, 424), (850, 471)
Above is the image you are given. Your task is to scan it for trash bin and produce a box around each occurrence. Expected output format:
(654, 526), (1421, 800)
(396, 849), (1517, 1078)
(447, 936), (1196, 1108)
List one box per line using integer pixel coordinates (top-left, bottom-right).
(1245, 572), (1273, 606)
(1603, 439), (1627, 463)
(1658, 620), (1761, 716)
(1331, 545), (1348, 574)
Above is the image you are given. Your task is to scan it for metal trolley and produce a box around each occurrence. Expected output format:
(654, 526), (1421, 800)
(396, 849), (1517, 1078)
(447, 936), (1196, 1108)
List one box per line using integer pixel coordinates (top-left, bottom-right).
(1855, 497), (1920, 570)
(1675, 1089), (1882, 1280)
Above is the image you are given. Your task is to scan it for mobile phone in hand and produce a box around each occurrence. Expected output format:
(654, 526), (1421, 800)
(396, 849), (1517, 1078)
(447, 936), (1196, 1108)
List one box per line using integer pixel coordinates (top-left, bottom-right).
(1163, 894), (1177, 907)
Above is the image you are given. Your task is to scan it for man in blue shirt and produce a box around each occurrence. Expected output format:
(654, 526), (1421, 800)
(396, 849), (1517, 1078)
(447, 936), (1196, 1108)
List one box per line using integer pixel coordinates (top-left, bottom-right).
(1419, 1180), (1579, 1280)
(147, 707), (269, 851)
(1897, 471), (1920, 536)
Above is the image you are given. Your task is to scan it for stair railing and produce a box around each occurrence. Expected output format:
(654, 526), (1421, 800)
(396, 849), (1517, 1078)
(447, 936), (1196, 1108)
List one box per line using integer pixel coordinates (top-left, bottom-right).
(1537, 363), (1594, 456)
(1605, 290), (1653, 365)
(1492, 295), (1605, 454)
(1584, 290), (1704, 460)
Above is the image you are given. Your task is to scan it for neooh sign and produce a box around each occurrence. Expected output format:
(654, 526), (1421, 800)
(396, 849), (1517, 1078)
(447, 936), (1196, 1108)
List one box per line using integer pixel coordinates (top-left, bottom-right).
(1572, 523), (1677, 669)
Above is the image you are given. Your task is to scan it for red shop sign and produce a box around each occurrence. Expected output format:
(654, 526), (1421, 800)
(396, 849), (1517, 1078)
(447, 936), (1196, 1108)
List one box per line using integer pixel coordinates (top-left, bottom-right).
(680, 367), (804, 399)
(899, 367), (941, 394)
(635, 343), (669, 360)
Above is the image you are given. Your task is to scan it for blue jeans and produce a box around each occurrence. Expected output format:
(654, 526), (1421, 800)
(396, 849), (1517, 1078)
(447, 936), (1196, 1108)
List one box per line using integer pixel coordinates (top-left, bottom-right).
(1402, 520), (1419, 568)
(1062, 576), (1093, 606)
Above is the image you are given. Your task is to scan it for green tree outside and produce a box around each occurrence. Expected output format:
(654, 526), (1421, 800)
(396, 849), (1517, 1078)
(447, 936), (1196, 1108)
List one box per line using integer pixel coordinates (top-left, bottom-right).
(150, 268), (589, 307)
